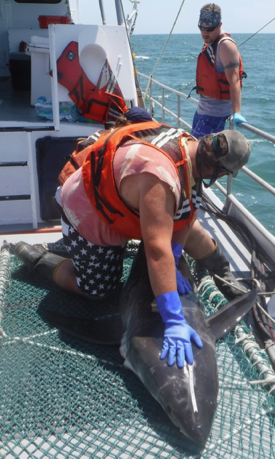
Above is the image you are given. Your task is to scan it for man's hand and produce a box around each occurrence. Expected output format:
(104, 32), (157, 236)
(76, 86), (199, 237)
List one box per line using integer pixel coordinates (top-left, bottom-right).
(232, 112), (247, 126)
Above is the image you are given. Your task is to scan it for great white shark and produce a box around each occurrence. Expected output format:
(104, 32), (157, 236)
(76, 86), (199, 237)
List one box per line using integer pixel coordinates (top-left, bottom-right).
(46, 242), (258, 451)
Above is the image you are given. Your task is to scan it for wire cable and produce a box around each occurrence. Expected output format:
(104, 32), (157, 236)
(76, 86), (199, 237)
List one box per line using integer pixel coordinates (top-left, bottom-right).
(238, 17), (275, 47)
(200, 194), (275, 344)
(144, 0), (187, 102)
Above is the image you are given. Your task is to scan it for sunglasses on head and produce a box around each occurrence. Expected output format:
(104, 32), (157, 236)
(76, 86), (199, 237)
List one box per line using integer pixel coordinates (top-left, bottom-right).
(198, 24), (217, 32)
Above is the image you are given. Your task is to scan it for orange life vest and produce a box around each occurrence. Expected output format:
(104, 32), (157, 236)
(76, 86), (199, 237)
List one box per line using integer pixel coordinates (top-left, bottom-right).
(196, 33), (245, 100)
(55, 41), (127, 123)
(81, 121), (198, 239)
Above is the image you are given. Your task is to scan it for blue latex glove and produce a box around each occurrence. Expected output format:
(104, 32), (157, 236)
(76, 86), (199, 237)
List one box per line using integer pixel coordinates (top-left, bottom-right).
(232, 112), (247, 127)
(172, 242), (191, 295)
(156, 291), (203, 367)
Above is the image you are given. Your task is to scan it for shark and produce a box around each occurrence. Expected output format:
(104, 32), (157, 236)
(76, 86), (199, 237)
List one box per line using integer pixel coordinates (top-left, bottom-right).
(46, 242), (258, 451)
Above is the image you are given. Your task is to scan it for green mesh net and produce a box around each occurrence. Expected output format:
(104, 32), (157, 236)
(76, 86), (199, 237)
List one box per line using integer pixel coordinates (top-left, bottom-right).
(0, 244), (275, 458)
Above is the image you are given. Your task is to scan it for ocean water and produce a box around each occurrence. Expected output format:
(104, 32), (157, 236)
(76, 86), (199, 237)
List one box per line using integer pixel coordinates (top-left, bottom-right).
(130, 34), (275, 236)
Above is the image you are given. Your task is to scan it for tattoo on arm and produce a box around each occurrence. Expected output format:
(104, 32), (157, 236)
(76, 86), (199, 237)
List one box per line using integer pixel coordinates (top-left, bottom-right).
(224, 61), (240, 70)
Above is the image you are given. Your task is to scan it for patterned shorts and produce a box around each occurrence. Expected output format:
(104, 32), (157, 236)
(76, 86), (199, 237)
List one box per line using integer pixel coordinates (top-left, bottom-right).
(191, 112), (229, 138)
(61, 215), (126, 298)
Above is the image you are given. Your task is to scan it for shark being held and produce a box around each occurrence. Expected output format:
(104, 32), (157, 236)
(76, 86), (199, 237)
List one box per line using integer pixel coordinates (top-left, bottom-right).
(119, 242), (258, 450)
(14, 239), (258, 450)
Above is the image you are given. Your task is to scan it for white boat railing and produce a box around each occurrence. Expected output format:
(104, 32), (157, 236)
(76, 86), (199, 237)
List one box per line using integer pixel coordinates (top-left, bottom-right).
(137, 71), (275, 258)
(138, 71), (198, 130)
(138, 71), (275, 145)
(137, 70), (275, 198)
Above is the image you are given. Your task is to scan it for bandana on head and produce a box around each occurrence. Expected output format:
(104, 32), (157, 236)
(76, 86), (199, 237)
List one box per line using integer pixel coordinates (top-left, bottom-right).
(199, 10), (221, 27)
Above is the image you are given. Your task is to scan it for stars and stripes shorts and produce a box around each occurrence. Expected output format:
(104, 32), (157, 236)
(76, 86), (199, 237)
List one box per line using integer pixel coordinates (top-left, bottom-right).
(61, 214), (126, 298)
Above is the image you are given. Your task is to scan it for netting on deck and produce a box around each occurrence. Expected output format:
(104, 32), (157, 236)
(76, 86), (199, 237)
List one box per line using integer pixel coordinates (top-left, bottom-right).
(0, 244), (275, 459)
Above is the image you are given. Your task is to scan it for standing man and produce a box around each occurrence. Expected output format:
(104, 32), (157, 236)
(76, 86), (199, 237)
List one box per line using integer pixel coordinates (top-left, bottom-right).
(192, 3), (247, 138)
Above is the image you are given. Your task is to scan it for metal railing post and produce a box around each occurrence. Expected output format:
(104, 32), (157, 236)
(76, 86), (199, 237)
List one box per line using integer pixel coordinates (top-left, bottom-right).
(149, 82), (153, 116)
(115, 0), (124, 25)
(99, 0), (106, 24)
(222, 116), (235, 211)
(162, 88), (165, 123)
(177, 95), (181, 128)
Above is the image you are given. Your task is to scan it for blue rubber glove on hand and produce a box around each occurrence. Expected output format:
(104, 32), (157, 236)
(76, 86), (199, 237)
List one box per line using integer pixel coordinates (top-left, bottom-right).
(156, 291), (203, 367)
(232, 112), (247, 127)
(172, 242), (191, 295)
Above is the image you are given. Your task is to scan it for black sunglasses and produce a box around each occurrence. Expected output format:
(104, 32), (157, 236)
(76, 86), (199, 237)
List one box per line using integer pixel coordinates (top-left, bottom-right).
(198, 24), (217, 32)
(196, 138), (232, 188)
(202, 166), (231, 188)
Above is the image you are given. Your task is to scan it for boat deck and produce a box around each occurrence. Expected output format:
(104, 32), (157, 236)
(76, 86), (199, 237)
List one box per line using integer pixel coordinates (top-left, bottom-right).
(0, 78), (44, 124)
(1, 72), (275, 459)
(0, 199), (252, 278)
(0, 207), (274, 458)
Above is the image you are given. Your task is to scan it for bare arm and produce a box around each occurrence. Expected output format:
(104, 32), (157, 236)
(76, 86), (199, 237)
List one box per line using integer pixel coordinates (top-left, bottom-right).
(137, 174), (203, 367)
(219, 39), (242, 113)
(137, 173), (177, 297)
(183, 219), (215, 259)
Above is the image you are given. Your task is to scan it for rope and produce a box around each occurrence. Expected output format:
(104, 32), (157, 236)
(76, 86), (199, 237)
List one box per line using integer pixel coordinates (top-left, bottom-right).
(200, 194), (275, 345)
(118, 0), (145, 108)
(214, 274), (275, 324)
(239, 17), (275, 47)
(144, 0), (187, 102)
(255, 299), (275, 326)
(235, 325), (275, 395)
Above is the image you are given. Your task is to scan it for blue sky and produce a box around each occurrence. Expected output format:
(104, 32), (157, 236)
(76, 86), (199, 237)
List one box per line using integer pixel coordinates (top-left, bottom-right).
(71, 0), (275, 34)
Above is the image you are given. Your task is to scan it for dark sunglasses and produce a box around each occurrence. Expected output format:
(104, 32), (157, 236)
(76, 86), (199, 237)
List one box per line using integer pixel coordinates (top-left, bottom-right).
(196, 138), (232, 188)
(198, 24), (217, 32)
(202, 166), (231, 188)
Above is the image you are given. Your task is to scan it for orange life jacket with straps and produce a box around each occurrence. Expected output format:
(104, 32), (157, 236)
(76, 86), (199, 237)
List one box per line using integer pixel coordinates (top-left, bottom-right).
(81, 121), (199, 239)
(196, 33), (245, 100)
(55, 41), (127, 123)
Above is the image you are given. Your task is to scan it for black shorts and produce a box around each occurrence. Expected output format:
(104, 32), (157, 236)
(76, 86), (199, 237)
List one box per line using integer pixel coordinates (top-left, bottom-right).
(61, 215), (126, 298)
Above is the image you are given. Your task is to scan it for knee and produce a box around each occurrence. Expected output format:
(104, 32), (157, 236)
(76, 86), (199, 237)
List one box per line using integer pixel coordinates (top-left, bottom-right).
(54, 259), (78, 291)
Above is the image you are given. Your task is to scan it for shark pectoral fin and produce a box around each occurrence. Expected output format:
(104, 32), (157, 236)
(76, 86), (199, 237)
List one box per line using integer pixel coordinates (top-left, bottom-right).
(45, 310), (124, 345)
(206, 282), (258, 341)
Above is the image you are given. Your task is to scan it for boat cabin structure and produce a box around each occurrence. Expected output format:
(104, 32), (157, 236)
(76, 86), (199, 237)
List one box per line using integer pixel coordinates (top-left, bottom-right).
(0, 0), (137, 231)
